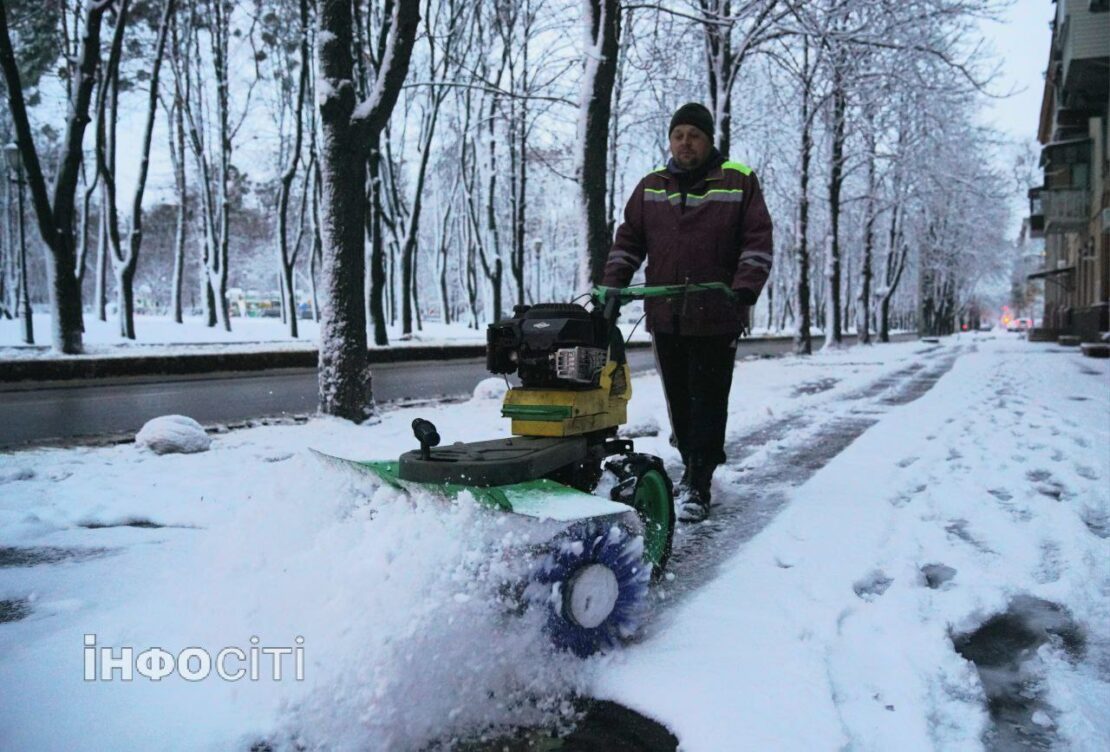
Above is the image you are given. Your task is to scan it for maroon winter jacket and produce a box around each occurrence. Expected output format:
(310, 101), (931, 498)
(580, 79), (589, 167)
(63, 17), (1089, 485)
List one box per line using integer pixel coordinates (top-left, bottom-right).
(601, 158), (774, 336)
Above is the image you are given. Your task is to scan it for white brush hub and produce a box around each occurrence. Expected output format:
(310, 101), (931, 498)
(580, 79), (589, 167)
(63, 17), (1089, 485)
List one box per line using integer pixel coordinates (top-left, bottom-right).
(565, 564), (620, 628)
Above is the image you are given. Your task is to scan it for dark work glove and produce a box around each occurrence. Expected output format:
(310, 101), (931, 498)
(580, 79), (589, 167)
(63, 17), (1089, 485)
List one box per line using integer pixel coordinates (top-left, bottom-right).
(734, 288), (754, 338)
(733, 288), (758, 306)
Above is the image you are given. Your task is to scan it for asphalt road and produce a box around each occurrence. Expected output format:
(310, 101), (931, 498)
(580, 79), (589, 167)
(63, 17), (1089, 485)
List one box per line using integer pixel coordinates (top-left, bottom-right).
(0, 334), (904, 449)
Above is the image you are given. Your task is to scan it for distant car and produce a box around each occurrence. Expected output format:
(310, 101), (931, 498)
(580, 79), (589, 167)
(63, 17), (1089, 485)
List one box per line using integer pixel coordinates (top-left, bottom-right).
(1007, 318), (1033, 332)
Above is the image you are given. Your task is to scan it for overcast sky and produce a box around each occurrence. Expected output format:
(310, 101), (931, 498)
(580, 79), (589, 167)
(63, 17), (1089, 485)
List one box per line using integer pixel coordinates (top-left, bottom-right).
(977, 0), (1056, 141)
(976, 0), (1057, 235)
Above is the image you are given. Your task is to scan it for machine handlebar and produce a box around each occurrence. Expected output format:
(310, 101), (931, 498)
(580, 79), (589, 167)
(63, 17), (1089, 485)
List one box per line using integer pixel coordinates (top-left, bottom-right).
(591, 282), (737, 306)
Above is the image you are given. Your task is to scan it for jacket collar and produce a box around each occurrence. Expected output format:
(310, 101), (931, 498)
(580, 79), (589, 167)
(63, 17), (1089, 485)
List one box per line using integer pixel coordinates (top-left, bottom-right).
(660, 148), (726, 185)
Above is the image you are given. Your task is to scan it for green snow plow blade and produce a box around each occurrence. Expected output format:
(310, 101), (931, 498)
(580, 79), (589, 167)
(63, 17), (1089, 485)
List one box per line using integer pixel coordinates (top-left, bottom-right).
(310, 450), (637, 523)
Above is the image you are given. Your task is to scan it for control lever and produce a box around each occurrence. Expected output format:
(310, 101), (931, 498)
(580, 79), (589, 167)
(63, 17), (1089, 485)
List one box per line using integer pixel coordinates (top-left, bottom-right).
(411, 418), (441, 460)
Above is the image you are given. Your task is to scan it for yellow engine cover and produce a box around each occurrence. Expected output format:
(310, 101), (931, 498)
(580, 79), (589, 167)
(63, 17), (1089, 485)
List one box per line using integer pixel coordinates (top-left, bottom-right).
(501, 361), (632, 437)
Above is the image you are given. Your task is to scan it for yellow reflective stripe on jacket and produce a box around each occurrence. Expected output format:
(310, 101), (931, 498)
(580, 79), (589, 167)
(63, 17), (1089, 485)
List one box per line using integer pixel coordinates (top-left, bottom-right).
(722, 160), (752, 175)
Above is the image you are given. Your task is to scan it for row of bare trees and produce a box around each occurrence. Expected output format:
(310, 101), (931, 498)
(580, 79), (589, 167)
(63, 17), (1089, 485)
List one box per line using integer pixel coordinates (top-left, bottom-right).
(1, 0), (1016, 418)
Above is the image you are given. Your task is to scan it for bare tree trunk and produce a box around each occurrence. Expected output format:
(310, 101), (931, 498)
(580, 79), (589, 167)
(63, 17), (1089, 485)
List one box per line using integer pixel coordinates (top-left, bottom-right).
(97, 0), (174, 340)
(76, 156), (98, 290)
(15, 171), (32, 343)
(436, 193), (454, 325)
(505, 1), (532, 307)
(826, 56), (845, 346)
(169, 87), (187, 323)
(209, 0), (232, 332)
(367, 130), (389, 344)
(0, 177), (12, 320)
(860, 128), (876, 345)
(483, 97), (503, 321)
(317, 0), (370, 419)
(316, 0), (418, 420)
(95, 207), (108, 321)
(578, 0), (621, 287)
(413, 233), (422, 331)
(880, 172), (906, 343)
(794, 37), (813, 355)
(400, 89), (447, 333)
(276, 0), (310, 338)
(310, 153), (322, 323)
(701, 0), (733, 156)
(0, 0), (111, 352)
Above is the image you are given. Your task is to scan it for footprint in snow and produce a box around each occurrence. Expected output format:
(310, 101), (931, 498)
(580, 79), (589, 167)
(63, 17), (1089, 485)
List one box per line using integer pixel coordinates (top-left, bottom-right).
(0, 468), (35, 483)
(1079, 507), (1110, 539)
(1036, 484), (1066, 500)
(920, 563), (957, 589)
(262, 453), (294, 463)
(1034, 542), (1062, 584)
(853, 570), (893, 600)
(945, 519), (994, 553)
(1026, 469), (1053, 483)
(896, 456), (919, 468)
(988, 488), (1013, 501)
(1075, 465), (1099, 481)
(890, 484), (928, 508)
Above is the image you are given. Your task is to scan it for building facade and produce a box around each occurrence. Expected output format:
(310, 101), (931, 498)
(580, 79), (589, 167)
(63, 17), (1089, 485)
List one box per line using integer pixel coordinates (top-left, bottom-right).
(1029, 0), (1109, 341)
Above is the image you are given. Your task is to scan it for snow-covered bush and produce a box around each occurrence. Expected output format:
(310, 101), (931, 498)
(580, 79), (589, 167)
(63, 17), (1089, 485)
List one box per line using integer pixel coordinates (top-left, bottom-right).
(135, 415), (212, 455)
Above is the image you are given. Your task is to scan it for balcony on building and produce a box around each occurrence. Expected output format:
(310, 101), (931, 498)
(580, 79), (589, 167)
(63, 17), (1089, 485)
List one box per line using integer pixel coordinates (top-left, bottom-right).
(1039, 137), (1090, 233)
(1027, 186), (1045, 238)
(1053, 0), (1110, 115)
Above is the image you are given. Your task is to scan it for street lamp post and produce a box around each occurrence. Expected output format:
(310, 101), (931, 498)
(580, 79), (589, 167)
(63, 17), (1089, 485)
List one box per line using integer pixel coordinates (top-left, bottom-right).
(4, 143), (33, 345)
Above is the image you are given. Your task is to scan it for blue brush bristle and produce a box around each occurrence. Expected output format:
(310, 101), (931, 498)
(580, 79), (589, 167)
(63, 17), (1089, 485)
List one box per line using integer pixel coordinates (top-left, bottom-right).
(532, 520), (651, 658)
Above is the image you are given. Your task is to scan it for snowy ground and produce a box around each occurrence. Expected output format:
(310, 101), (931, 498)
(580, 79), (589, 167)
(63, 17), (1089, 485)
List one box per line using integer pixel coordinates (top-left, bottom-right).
(0, 333), (1106, 750)
(0, 312), (487, 361)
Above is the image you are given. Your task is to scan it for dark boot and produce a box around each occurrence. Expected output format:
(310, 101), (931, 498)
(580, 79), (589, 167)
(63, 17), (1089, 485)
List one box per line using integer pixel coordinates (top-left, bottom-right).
(678, 459), (714, 523)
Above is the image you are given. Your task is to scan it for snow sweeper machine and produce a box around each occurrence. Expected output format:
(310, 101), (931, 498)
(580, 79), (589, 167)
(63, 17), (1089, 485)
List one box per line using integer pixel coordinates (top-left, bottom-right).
(314, 283), (736, 656)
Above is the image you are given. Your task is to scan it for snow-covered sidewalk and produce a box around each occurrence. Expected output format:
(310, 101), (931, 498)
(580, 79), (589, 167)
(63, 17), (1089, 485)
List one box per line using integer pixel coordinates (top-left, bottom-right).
(598, 335), (1110, 751)
(0, 334), (1106, 750)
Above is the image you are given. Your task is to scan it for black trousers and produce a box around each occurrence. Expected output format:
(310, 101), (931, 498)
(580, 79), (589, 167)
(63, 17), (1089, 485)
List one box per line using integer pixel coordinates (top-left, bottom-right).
(652, 333), (738, 469)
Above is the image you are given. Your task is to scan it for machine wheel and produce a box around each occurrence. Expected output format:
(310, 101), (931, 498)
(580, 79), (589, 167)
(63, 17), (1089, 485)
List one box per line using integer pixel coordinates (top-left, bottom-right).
(530, 520), (651, 658)
(605, 454), (675, 577)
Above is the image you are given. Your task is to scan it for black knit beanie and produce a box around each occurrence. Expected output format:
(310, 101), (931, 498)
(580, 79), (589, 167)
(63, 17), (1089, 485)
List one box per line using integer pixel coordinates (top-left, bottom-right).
(669, 103), (714, 142)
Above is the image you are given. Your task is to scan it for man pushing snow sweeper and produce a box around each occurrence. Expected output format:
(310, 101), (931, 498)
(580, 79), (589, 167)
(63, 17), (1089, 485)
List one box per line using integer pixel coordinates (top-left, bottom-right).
(601, 102), (775, 523)
(321, 103), (774, 656)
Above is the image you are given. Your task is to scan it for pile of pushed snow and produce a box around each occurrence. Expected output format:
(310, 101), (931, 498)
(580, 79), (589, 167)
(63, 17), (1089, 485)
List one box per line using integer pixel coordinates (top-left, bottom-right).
(472, 376), (509, 400)
(135, 415), (211, 454)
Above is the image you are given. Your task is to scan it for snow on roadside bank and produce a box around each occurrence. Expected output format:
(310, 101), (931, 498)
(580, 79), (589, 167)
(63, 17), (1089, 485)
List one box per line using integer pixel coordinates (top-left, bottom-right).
(0, 334), (1105, 750)
(0, 312), (668, 361)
